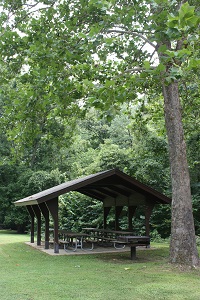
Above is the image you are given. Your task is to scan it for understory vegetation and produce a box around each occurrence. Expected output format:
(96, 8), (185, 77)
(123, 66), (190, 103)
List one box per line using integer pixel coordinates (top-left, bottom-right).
(0, 107), (199, 238)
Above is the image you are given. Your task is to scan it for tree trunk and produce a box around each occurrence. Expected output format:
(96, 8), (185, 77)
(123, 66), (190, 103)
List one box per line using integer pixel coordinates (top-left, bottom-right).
(162, 81), (199, 266)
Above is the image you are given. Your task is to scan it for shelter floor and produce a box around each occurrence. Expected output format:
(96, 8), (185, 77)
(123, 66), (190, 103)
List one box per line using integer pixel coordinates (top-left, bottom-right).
(25, 241), (149, 256)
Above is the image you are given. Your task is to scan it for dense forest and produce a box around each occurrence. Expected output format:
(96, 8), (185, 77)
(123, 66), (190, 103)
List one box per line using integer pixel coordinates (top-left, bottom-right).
(0, 99), (199, 238)
(0, 0), (199, 265)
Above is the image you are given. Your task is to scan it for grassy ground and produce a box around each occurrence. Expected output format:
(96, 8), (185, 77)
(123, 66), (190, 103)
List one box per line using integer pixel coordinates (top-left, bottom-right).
(1, 230), (200, 300)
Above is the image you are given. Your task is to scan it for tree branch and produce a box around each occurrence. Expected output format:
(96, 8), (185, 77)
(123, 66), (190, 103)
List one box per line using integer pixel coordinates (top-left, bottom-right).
(107, 29), (156, 49)
(112, 25), (151, 35)
(0, 1), (56, 37)
(176, 36), (187, 51)
(19, 1), (56, 23)
(124, 66), (156, 73)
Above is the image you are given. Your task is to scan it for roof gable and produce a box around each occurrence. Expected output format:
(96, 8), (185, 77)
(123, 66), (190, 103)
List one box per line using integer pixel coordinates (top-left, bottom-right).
(14, 169), (171, 206)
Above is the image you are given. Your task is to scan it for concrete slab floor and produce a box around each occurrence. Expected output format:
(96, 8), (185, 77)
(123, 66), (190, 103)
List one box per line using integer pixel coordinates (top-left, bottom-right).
(25, 241), (151, 256)
(25, 241), (134, 256)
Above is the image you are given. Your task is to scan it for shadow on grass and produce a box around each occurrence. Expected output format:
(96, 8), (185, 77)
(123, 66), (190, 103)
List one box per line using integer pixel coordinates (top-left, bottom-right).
(0, 229), (18, 234)
(94, 246), (169, 265)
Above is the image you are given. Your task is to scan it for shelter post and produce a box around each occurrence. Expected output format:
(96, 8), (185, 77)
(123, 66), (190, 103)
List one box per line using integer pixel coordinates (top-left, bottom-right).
(26, 206), (35, 243)
(32, 205), (42, 246)
(130, 246), (136, 260)
(39, 202), (50, 249)
(46, 197), (59, 253)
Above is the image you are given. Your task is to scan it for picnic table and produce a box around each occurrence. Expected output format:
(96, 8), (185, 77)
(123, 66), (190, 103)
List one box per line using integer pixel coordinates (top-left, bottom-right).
(82, 228), (134, 239)
(82, 228), (134, 249)
(58, 230), (94, 251)
(57, 228), (150, 259)
(83, 228), (150, 259)
(118, 235), (150, 259)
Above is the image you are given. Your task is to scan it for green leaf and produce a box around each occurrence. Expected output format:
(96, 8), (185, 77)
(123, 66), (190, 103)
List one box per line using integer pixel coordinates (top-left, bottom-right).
(143, 61), (151, 70)
(158, 45), (167, 53)
(179, 2), (195, 20)
(188, 58), (200, 69)
(105, 80), (115, 88)
(185, 16), (199, 28)
(165, 50), (175, 58)
(156, 63), (166, 73)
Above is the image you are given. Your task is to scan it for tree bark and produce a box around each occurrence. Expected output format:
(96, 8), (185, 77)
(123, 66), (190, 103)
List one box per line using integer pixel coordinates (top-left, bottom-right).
(162, 81), (199, 266)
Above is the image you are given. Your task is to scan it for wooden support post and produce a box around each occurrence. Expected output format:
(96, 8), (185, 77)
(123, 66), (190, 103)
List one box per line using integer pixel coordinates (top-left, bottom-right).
(46, 197), (59, 253)
(130, 246), (136, 260)
(145, 203), (155, 237)
(103, 206), (111, 229)
(128, 206), (137, 231)
(115, 206), (123, 230)
(39, 202), (50, 249)
(26, 206), (35, 243)
(32, 205), (42, 246)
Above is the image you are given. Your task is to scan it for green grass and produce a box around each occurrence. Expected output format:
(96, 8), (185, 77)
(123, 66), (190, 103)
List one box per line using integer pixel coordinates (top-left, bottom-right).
(1, 230), (200, 300)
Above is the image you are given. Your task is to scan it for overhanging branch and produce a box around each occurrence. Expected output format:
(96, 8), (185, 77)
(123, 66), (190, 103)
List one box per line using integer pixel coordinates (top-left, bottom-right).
(124, 66), (156, 73)
(107, 29), (156, 49)
(0, 1), (56, 37)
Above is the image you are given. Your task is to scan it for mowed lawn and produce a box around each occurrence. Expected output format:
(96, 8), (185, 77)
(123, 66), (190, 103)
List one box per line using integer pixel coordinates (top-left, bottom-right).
(1, 230), (200, 300)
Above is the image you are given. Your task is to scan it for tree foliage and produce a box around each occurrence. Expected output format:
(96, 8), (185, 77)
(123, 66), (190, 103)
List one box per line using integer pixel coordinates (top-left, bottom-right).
(0, 0), (200, 265)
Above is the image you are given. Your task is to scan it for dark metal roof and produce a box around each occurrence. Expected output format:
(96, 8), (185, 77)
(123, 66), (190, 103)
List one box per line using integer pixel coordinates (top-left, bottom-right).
(14, 169), (171, 206)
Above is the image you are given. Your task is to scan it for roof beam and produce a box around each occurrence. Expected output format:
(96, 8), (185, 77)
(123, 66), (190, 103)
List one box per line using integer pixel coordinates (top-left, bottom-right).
(95, 187), (118, 198)
(77, 188), (105, 200)
(106, 185), (131, 197)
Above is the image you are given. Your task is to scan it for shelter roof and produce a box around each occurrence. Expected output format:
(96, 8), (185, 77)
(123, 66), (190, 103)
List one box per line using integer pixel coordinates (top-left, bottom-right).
(14, 169), (171, 206)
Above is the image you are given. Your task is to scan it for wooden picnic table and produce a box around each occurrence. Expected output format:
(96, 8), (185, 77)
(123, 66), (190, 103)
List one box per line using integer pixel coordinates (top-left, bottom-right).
(82, 228), (134, 249)
(58, 230), (93, 251)
(118, 235), (150, 259)
(58, 229), (150, 259)
(83, 228), (150, 259)
(82, 228), (134, 238)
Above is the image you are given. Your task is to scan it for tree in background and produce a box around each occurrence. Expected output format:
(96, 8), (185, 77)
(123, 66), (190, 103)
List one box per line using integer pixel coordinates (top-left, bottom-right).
(0, 165), (66, 232)
(82, 0), (200, 266)
(0, 0), (199, 265)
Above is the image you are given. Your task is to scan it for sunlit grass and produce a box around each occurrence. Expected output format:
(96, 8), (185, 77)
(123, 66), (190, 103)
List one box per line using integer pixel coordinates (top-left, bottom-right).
(0, 230), (200, 300)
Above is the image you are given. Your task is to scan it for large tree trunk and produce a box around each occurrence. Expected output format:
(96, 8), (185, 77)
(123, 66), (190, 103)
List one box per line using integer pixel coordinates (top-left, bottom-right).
(162, 81), (199, 266)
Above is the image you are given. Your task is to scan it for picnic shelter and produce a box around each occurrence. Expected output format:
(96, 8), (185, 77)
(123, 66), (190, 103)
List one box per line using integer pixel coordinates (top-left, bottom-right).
(14, 169), (171, 253)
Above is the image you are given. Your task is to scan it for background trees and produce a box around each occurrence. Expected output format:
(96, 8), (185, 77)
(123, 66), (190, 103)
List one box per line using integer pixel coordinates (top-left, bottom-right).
(0, 0), (199, 265)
